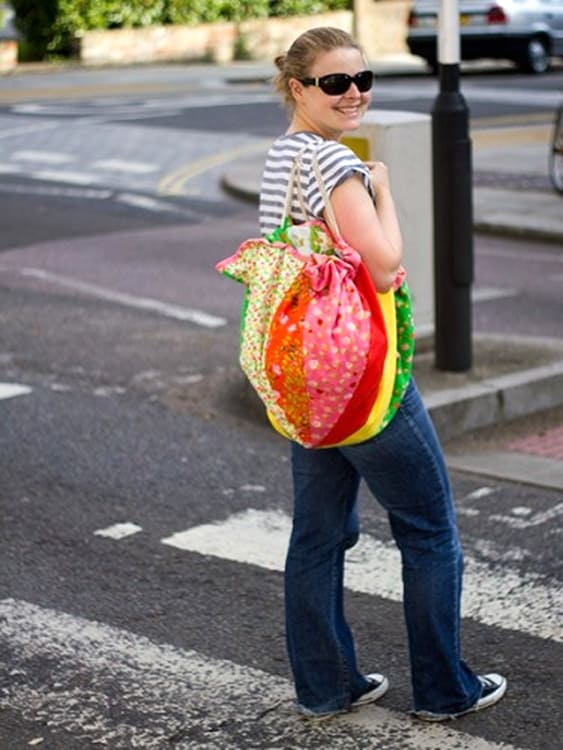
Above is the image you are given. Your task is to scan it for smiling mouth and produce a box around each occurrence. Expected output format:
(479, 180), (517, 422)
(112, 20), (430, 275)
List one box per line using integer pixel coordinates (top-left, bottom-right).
(335, 106), (362, 116)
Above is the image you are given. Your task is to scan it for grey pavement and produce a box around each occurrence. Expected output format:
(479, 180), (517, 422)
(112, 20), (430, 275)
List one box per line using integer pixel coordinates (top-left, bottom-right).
(2, 56), (563, 488)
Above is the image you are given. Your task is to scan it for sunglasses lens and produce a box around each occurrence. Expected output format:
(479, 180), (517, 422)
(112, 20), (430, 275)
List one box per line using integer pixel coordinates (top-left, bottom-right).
(318, 71), (373, 95)
(319, 74), (350, 95)
(355, 70), (374, 92)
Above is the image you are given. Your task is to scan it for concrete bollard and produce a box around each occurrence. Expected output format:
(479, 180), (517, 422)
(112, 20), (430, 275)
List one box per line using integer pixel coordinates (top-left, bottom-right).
(343, 110), (434, 335)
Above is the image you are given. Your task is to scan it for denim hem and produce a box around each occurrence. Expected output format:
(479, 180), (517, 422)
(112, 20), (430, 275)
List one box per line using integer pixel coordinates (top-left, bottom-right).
(297, 701), (350, 718)
(413, 686), (482, 718)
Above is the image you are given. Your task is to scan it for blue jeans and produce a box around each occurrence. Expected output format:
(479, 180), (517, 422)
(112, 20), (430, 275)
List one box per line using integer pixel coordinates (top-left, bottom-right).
(285, 379), (482, 715)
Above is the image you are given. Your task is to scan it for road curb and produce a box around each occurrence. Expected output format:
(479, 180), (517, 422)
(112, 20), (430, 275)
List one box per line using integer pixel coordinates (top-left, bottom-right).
(230, 356), (563, 445)
(425, 359), (563, 442)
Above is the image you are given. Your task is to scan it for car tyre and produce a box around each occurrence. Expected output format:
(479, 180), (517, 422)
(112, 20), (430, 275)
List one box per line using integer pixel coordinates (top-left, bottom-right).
(425, 57), (439, 76)
(519, 37), (550, 74)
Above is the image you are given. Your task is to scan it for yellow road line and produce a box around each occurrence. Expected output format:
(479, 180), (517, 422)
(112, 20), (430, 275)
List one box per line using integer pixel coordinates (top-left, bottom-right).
(472, 124), (552, 148)
(472, 112), (555, 129)
(158, 139), (270, 195)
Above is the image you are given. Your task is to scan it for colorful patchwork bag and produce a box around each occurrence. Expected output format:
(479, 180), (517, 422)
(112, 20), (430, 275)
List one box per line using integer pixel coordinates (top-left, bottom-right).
(216, 150), (414, 448)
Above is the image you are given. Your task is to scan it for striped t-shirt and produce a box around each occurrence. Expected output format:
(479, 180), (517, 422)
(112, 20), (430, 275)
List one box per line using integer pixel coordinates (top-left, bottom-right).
(259, 131), (373, 237)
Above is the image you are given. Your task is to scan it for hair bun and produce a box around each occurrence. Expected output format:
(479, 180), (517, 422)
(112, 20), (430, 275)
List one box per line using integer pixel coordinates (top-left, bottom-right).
(274, 54), (286, 71)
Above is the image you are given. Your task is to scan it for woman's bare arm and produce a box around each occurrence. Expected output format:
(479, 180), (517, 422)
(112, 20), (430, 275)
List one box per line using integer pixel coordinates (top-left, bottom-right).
(328, 165), (403, 292)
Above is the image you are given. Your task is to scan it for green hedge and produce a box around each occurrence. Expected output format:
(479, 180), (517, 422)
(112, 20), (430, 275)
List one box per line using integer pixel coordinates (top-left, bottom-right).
(165, 1), (270, 25)
(12, 0), (353, 60)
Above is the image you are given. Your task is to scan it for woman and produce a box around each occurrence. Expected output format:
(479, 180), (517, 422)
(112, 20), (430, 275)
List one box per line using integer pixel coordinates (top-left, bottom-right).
(259, 27), (507, 721)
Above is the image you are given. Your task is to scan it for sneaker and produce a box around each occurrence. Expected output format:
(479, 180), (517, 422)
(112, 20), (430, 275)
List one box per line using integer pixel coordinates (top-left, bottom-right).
(470, 673), (508, 713)
(352, 673), (389, 707)
(414, 673), (507, 722)
(298, 673), (389, 719)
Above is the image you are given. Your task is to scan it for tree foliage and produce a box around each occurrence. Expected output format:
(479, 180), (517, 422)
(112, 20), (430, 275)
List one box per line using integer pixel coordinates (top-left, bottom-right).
(11, 0), (353, 60)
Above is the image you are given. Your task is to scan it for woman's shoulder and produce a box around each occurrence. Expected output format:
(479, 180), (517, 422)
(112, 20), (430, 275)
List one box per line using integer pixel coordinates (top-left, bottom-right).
(314, 139), (364, 168)
(268, 131), (324, 155)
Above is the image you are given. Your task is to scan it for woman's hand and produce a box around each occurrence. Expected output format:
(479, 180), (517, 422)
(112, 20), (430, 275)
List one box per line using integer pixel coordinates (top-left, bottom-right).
(365, 160), (392, 197)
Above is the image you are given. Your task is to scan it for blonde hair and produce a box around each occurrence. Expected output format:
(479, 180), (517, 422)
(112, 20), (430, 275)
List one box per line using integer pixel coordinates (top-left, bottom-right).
(274, 27), (364, 109)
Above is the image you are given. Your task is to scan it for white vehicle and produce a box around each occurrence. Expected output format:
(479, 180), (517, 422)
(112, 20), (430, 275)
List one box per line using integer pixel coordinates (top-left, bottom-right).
(406, 0), (563, 73)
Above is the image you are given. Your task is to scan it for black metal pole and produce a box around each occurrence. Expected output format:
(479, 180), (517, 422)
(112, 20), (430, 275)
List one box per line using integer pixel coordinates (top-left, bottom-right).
(432, 18), (473, 371)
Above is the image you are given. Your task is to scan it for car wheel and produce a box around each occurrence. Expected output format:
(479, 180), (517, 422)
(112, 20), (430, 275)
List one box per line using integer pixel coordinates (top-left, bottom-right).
(519, 37), (550, 74)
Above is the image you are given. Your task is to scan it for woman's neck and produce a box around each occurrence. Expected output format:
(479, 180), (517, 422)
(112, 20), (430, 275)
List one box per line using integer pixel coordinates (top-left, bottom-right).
(287, 113), (341, 141)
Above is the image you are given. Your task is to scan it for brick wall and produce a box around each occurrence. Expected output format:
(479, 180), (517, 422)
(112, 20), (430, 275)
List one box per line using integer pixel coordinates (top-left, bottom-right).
(78, 3), (410, 66)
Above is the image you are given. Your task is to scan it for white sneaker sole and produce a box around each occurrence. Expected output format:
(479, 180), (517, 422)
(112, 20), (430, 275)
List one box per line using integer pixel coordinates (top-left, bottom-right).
(413, 674), (507, 722)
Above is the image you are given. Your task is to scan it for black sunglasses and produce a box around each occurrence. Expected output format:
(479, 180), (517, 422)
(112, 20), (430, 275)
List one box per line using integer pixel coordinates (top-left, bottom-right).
(299, 69), (374, 96)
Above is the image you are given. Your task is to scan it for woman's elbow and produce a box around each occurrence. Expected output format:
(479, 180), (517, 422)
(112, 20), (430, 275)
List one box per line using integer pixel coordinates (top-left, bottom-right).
(369, 261), (403, 293)
(372, 271), (397, 293)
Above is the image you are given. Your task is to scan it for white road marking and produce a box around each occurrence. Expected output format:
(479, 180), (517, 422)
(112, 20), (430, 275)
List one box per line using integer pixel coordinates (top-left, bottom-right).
(0, 599), (521, 750)
(20, 268), (227, 329)
(162, 508), (562, 643)
(12, 150), (75, 164)
(30, 169), (101, 186)
(491, 502), (563, 530)
(9, 103), (45, 114)
(115, 192), (182, 213)
(91, 159), (158, 174)
(0, 382), (32, 400)
(457, 507), (481, 518)
(0, 182), (112, 199)
(464, 487), (496, 501)
(0, 163), (23, 174)
(94, 523), (143, 540)
(472, 286), (517, 303)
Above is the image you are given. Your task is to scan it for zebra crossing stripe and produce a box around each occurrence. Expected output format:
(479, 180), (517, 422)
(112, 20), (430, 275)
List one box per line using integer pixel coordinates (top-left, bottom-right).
(0, 382), (32, 400)
(94, 522), (143, 539)
(161, 509), (562, 643)
(0, 599), (520, 750)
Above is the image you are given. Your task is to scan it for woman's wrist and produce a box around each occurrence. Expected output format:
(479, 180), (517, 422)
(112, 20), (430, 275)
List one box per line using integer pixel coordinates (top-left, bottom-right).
(373, 183), (393, 201)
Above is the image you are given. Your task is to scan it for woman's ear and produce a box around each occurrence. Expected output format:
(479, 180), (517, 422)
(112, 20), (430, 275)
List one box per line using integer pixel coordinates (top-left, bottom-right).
(288, 77), (305, 102)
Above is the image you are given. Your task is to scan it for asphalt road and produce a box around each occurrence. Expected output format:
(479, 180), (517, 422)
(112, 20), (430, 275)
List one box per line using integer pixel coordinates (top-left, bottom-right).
(0, 66), (562, 749)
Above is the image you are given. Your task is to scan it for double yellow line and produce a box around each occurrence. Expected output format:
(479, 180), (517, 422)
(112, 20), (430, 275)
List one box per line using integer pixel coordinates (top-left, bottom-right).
(158, 138), (270, 195)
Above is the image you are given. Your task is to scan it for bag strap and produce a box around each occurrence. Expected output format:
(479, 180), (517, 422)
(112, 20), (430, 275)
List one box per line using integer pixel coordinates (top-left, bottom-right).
(282, 145), (341, 239)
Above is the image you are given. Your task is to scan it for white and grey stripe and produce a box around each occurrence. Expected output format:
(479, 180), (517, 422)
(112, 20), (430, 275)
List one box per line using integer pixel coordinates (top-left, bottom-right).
(259, 131), (372, 236)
